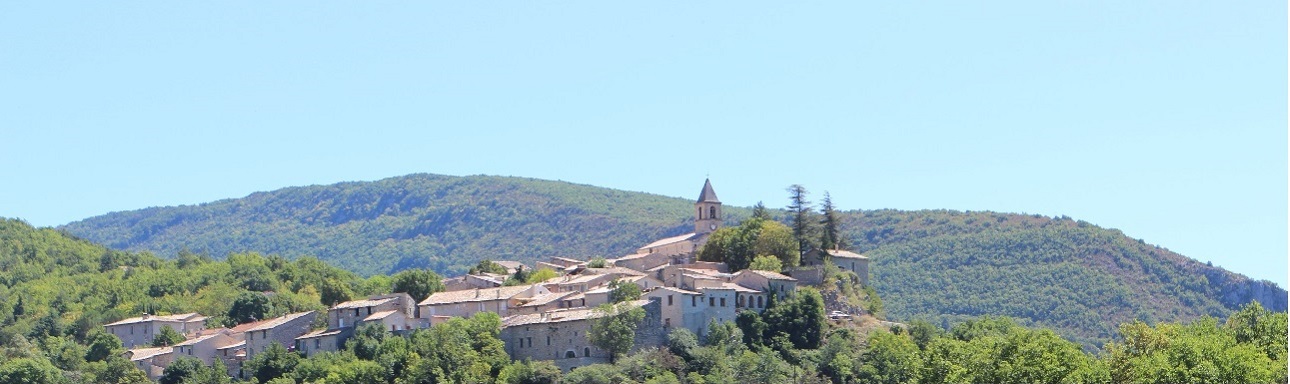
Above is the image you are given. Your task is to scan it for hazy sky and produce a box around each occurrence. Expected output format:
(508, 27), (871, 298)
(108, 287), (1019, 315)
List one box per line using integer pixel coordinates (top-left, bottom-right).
(2, 2), (1285, 287)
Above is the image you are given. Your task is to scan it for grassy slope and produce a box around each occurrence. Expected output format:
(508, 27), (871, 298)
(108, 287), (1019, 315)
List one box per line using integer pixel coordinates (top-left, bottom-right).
(57, 174), (1286, 347)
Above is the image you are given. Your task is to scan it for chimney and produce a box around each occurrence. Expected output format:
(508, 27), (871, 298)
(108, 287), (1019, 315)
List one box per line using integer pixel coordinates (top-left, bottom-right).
(475, 288), (480, 298)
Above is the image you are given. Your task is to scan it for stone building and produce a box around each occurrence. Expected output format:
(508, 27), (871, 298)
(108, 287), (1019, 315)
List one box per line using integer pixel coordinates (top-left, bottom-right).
(240, 311), (317, 360)
(802, 248), (870, 286)
(104, 312), (207, 348)
(499, 299), (664, 371)
(419, 284), (550, 319)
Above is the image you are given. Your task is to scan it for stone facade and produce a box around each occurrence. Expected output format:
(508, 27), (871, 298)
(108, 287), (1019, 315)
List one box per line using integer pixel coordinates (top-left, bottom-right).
(499, 299), (664, 371)
(243, 311), (317, 360)
(104, 313), (207, 348)
(803, 248), (870, 286)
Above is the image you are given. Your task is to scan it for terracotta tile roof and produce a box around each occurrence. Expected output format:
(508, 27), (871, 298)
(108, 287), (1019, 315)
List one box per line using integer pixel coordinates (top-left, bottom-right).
(105, 313), (205, 327)
(216, 341), (245, 351)
(742, 269), (797, 281)
(232, 311), (314, 333)
(826, 250), (869, 259)
(711, 282), (760, 293)
(333, 297), (396, 309)
(363, 310), (400, 321)
(500, 300), (649, 327)
(172, 333), (220, 347)
(126, 346), (173, 361)
(648, 286), (701, 296)
(296, 329), (344, 340)
(582, 267), (646, 277)
(639, 233), (700, 250)
(419, 285), (532, 306)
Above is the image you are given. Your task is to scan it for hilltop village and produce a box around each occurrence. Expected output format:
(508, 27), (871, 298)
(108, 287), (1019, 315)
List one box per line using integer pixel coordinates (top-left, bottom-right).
(108, 180), (872, 379)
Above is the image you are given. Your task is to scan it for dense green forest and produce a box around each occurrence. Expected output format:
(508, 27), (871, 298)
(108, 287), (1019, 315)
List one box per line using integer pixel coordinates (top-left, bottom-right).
(0, 218), (1284, 383)
(59, 173), (1286, 349)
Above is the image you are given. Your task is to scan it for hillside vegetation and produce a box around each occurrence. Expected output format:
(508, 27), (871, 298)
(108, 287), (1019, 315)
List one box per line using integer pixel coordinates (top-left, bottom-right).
(0, 218), (1284, 384)
(60, 174), (1286, 348)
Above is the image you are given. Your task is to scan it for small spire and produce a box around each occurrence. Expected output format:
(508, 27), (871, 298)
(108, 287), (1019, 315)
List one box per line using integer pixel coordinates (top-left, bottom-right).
(696, 179), (720, 203)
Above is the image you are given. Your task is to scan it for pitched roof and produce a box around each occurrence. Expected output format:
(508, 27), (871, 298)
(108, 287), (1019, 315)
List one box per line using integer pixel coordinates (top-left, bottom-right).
(648, 286), (701, 296)
(517, 292), (577, 308)
(709, 282), (760, 293)
(333, 296), (396, 310)
(742, 269), (797, 281)
(697, 179), (720, 203)
(363, 310), (400, 321)
(500, 300), (649, 327)
(581, 267), (646, 277)
(825, 249), (869, 259)
(173, 333), (220, 347)
(296, 328), (344, 340)
(104, 312), (205, 327)
(232, 311), (314, 333)
(215, 341), (245, 351)
(419, 285), (532, 306)
(639, 233), (700, 250)
(126, 346), (173, 361)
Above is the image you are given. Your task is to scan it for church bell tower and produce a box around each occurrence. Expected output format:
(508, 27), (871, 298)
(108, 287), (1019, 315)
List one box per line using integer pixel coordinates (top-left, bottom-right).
(695, 179), (722, 234)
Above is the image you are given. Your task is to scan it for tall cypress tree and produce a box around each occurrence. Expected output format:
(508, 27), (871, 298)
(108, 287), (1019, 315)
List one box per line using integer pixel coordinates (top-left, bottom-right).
(819, 192), (842, 251)
(786, 184), (815, 256)
(751, 201), (771, 220)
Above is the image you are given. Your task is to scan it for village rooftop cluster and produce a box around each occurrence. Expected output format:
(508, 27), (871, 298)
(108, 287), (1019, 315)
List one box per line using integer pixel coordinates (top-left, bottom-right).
(106, 180), (871, 379)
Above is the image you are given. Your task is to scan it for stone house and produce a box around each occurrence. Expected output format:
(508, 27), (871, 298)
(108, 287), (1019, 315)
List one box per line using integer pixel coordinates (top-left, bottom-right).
(124, 346), (174, 380)
(295, 328), (344, 357)
(104, 312), (207, 348)
(419, 284), (549, 319)
(240, 311), (317, 360)
(732, 270), (798, 300)
(499, 299), (664, 371)
(329, 293), (418, 329)
(171, 329), (240, 365)
(802, 248), (870, 286)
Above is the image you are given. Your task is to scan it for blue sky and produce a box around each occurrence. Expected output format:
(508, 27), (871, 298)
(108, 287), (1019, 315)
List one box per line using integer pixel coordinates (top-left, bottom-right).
(2, 1), (1285, 287)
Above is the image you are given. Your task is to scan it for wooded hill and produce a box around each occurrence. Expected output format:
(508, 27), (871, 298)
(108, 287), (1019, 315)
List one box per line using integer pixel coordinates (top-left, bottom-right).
(58, 173), (1286, 348)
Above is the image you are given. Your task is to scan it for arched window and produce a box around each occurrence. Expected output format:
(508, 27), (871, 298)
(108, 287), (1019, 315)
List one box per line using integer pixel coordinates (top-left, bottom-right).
(738, 295), (745, 307)
(757, 296), (764, 308)
(709, 206), (717, 219)
(565, 350), (577, 358)
(698, 207), (703, 219)
(584, 347), (591, 357)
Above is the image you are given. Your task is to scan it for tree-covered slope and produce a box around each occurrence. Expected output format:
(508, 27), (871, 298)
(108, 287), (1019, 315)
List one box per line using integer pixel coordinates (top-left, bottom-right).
(58, 174), (1285, 347)
(61, 174), (723, 277)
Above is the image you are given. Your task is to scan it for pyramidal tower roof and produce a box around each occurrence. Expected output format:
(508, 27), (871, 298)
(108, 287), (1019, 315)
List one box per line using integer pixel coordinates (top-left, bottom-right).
(696, 179), (720, 203)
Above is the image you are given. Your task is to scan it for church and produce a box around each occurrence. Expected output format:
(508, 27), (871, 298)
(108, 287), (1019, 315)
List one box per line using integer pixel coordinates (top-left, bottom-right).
(632, 179), (723, 261)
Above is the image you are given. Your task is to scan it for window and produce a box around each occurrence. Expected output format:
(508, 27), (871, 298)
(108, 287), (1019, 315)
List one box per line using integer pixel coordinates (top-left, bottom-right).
(720, 298), (726, 307)
(757, 296), (764, 308)
(709, 297), (715, 307)
(667, 295), (673, 306)
(315, 339), (320, 349)
(692, 297), (697, 307)
(710, 206), (717, 219)
(584, 347), (591, 357)
(547, 336), (551, 346)
(527, 337), (532, 348)
(738, 296), (745, 307)
(665, 318), (671, 327)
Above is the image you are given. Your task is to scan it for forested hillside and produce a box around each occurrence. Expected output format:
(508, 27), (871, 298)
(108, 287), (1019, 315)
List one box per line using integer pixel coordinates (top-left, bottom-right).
(0, 218), (1285, 384)
(60, 173), (1286, 348)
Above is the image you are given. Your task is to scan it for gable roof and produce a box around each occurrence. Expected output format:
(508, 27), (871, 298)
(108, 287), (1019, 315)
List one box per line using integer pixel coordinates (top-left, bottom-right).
(363, 310), (400, 321)
(231, 311), (314, 333)
(639, 232), (701, 250)
(697, 179), (720, 203)
(333, 296), (396, 310)
(126, 346), (173, 361)
(500, 300), (649, 327)
(104, 312), (205, 327)
(419, 285), (532, 306)
(741, 269), (797, 281)
(825, 249), (869, 260)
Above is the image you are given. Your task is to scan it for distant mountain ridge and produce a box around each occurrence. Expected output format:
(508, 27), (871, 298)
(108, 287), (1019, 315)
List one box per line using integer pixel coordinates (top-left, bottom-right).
(58, 173), (1286, 348)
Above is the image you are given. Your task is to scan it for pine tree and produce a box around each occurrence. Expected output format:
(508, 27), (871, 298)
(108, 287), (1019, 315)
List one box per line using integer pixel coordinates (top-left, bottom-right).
(752, 201), (771, 220)
(819, 192), (842, 251)
(786, 184), (815, 256)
